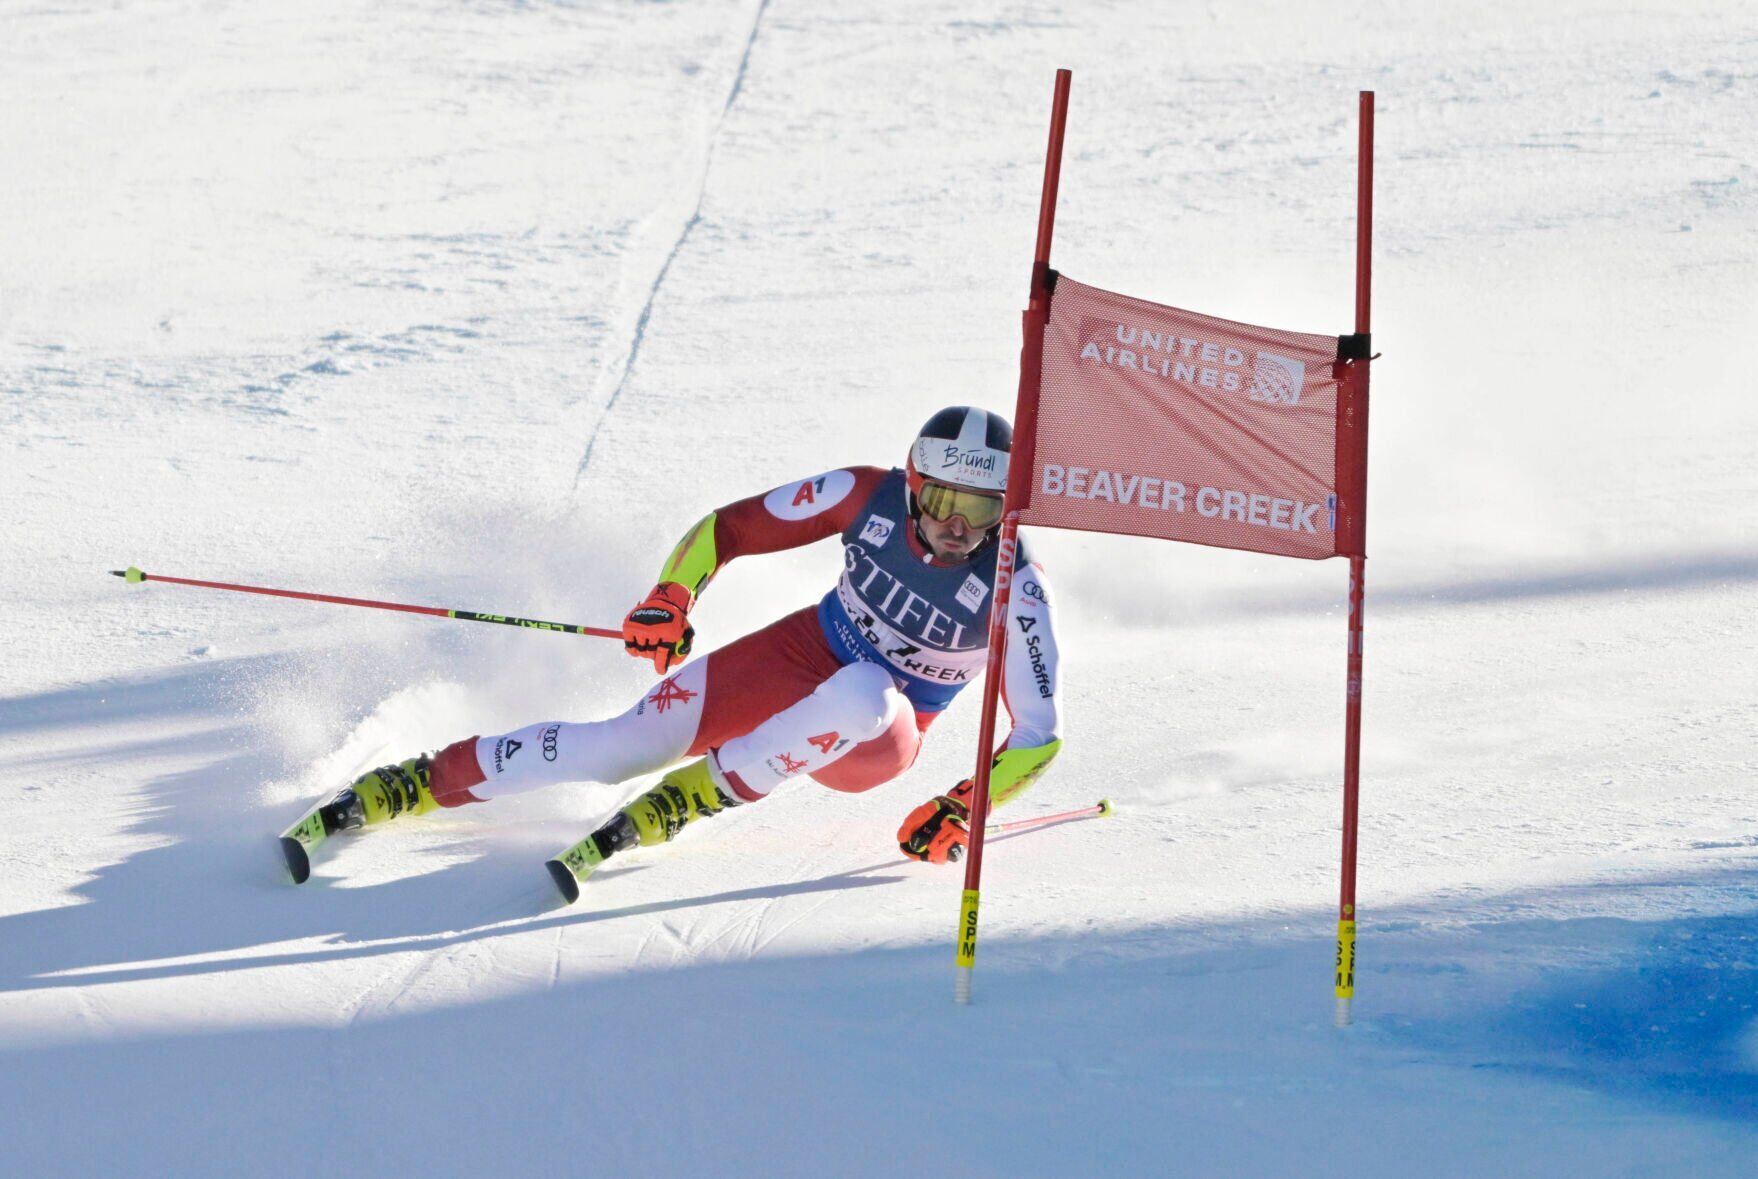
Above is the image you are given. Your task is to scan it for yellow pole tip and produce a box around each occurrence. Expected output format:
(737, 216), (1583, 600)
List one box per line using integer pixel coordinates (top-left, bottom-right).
(124, 566), (145, 583)
(1097, 798), (1114, 817)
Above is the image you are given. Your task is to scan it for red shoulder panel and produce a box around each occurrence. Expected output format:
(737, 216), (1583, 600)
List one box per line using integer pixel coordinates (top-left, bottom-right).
(714, 466), (889, 563)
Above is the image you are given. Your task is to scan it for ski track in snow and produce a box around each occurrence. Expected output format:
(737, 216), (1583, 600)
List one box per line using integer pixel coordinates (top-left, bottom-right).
(571, 0), (773, 490)
(545, 923), (563, 991)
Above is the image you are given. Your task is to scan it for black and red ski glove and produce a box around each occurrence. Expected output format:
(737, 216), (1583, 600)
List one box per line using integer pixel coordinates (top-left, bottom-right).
(622, 582), (695, 674)
(898, 779), (978, 864)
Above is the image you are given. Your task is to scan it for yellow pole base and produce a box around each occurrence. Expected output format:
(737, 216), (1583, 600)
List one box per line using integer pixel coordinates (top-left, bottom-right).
(954, 888), (981, 1005)
(1334, 918), (1357, 1026)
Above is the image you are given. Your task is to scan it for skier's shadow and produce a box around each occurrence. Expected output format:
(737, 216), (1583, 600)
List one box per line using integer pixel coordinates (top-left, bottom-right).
(0, 651), (1024, 995)
(2, 800), (1061, 992)
(0, 848), (911, 993)
(0, 678), (912, 990)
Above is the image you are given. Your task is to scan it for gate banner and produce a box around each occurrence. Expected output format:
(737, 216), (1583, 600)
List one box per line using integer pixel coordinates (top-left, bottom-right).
(1020, 274), (1349, 560)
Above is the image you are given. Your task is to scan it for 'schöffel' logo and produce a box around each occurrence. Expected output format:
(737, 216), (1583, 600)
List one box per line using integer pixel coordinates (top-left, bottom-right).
(504, 738), (523, 760)
(1248, 351), (1306, 406)
(1025, 635), (1052, 699)
(541, 725), (559, 762)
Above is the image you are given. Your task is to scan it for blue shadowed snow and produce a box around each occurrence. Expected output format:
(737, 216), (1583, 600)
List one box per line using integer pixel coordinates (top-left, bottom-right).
(1390, 903), (1758, 1122)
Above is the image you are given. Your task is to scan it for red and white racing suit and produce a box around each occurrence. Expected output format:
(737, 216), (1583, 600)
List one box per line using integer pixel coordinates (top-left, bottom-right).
(426, 467), (1063, 808)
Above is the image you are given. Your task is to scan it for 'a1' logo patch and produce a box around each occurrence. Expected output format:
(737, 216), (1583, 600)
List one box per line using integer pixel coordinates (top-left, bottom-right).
(763, 469), (857, 521)
(956, 573), (988, 613)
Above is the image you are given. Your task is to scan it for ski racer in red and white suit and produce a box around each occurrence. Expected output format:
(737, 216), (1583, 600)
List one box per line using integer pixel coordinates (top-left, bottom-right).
(423, 423), (1063, 863)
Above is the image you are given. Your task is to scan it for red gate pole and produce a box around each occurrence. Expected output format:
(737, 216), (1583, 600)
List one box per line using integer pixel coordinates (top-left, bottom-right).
(1335, 90), (1374, 1027)
(955, 67), (1071, 1005)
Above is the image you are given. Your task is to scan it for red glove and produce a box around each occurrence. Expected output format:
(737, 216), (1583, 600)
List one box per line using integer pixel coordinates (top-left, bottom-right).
(898, 779), (977, 863)
(622, 583), (695, 673)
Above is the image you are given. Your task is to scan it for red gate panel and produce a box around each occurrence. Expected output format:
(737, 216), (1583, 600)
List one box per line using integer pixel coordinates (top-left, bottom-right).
(1020, 275), (1345, 561)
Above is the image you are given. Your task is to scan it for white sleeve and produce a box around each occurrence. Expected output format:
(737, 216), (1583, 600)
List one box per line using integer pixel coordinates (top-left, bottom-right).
(1000, 562), (1062, 749)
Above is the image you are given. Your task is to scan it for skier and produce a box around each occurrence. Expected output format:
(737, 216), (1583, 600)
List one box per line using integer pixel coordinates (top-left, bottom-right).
(315, 406), (1063, 888)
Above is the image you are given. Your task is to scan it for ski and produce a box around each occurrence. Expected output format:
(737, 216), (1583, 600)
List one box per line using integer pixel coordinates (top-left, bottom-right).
(278, 788), (360, 884)
(545, 833), (608, 904)
(545, 811), (643, 903)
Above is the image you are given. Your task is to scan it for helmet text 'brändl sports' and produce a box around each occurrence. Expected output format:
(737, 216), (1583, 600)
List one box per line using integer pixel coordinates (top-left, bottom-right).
(906, 407), (1012, 530)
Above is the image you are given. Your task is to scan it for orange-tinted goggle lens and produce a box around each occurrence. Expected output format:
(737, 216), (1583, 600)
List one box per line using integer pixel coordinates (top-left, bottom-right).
(918, 482), (1004, 529)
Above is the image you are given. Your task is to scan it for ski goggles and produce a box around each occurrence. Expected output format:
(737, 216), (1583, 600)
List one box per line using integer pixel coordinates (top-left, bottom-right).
(918, 481), (1005, 530)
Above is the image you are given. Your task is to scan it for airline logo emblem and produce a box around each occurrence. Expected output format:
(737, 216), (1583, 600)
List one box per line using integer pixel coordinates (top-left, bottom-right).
(1248, 351), (1306, 406)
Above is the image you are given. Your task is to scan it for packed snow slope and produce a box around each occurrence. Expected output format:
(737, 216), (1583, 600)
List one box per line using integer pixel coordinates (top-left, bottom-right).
(3, 1), (1756, 1174)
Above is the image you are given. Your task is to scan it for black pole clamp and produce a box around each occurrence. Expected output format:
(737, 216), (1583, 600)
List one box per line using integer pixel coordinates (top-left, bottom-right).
(1337, 332), (1372, 360)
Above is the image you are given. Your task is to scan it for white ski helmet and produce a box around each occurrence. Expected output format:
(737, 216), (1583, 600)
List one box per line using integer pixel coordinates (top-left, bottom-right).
(905, 406), (1012, 521)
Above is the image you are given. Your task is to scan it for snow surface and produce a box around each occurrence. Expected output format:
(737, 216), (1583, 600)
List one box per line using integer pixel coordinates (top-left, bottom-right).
(3, 1), (1756, 1174)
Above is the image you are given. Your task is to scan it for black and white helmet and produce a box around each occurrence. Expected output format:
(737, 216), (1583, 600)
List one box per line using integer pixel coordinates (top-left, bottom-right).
(905, 406), (1012, 507)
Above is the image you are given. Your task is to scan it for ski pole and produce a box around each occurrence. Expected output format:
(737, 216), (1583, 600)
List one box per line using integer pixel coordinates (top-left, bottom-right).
(110, 566), (623, 640)
(984, 798), (1113, 837)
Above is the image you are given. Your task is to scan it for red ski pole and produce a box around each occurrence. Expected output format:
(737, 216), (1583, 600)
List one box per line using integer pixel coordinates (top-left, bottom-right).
(984, 799), (1113, 838)
(110, 566), (623, 640)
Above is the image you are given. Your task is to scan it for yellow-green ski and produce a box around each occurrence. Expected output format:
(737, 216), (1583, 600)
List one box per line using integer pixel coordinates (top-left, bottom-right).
(545, 834), (609, 904)
(543, 761), (735, 904)
(279, 798), (340, 884)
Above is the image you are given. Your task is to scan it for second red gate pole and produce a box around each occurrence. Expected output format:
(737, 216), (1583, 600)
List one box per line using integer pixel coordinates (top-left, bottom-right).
(1335, 89), (1374, 1027)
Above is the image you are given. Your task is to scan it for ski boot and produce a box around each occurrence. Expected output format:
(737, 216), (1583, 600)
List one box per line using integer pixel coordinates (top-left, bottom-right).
(344, 756), (440, 825)
(546, 758), (738, 903)
(279, 756), (437, 883)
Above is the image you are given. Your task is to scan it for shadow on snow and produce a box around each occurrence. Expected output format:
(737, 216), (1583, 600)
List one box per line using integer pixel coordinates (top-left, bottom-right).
(3, 656), (1757, 1176)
